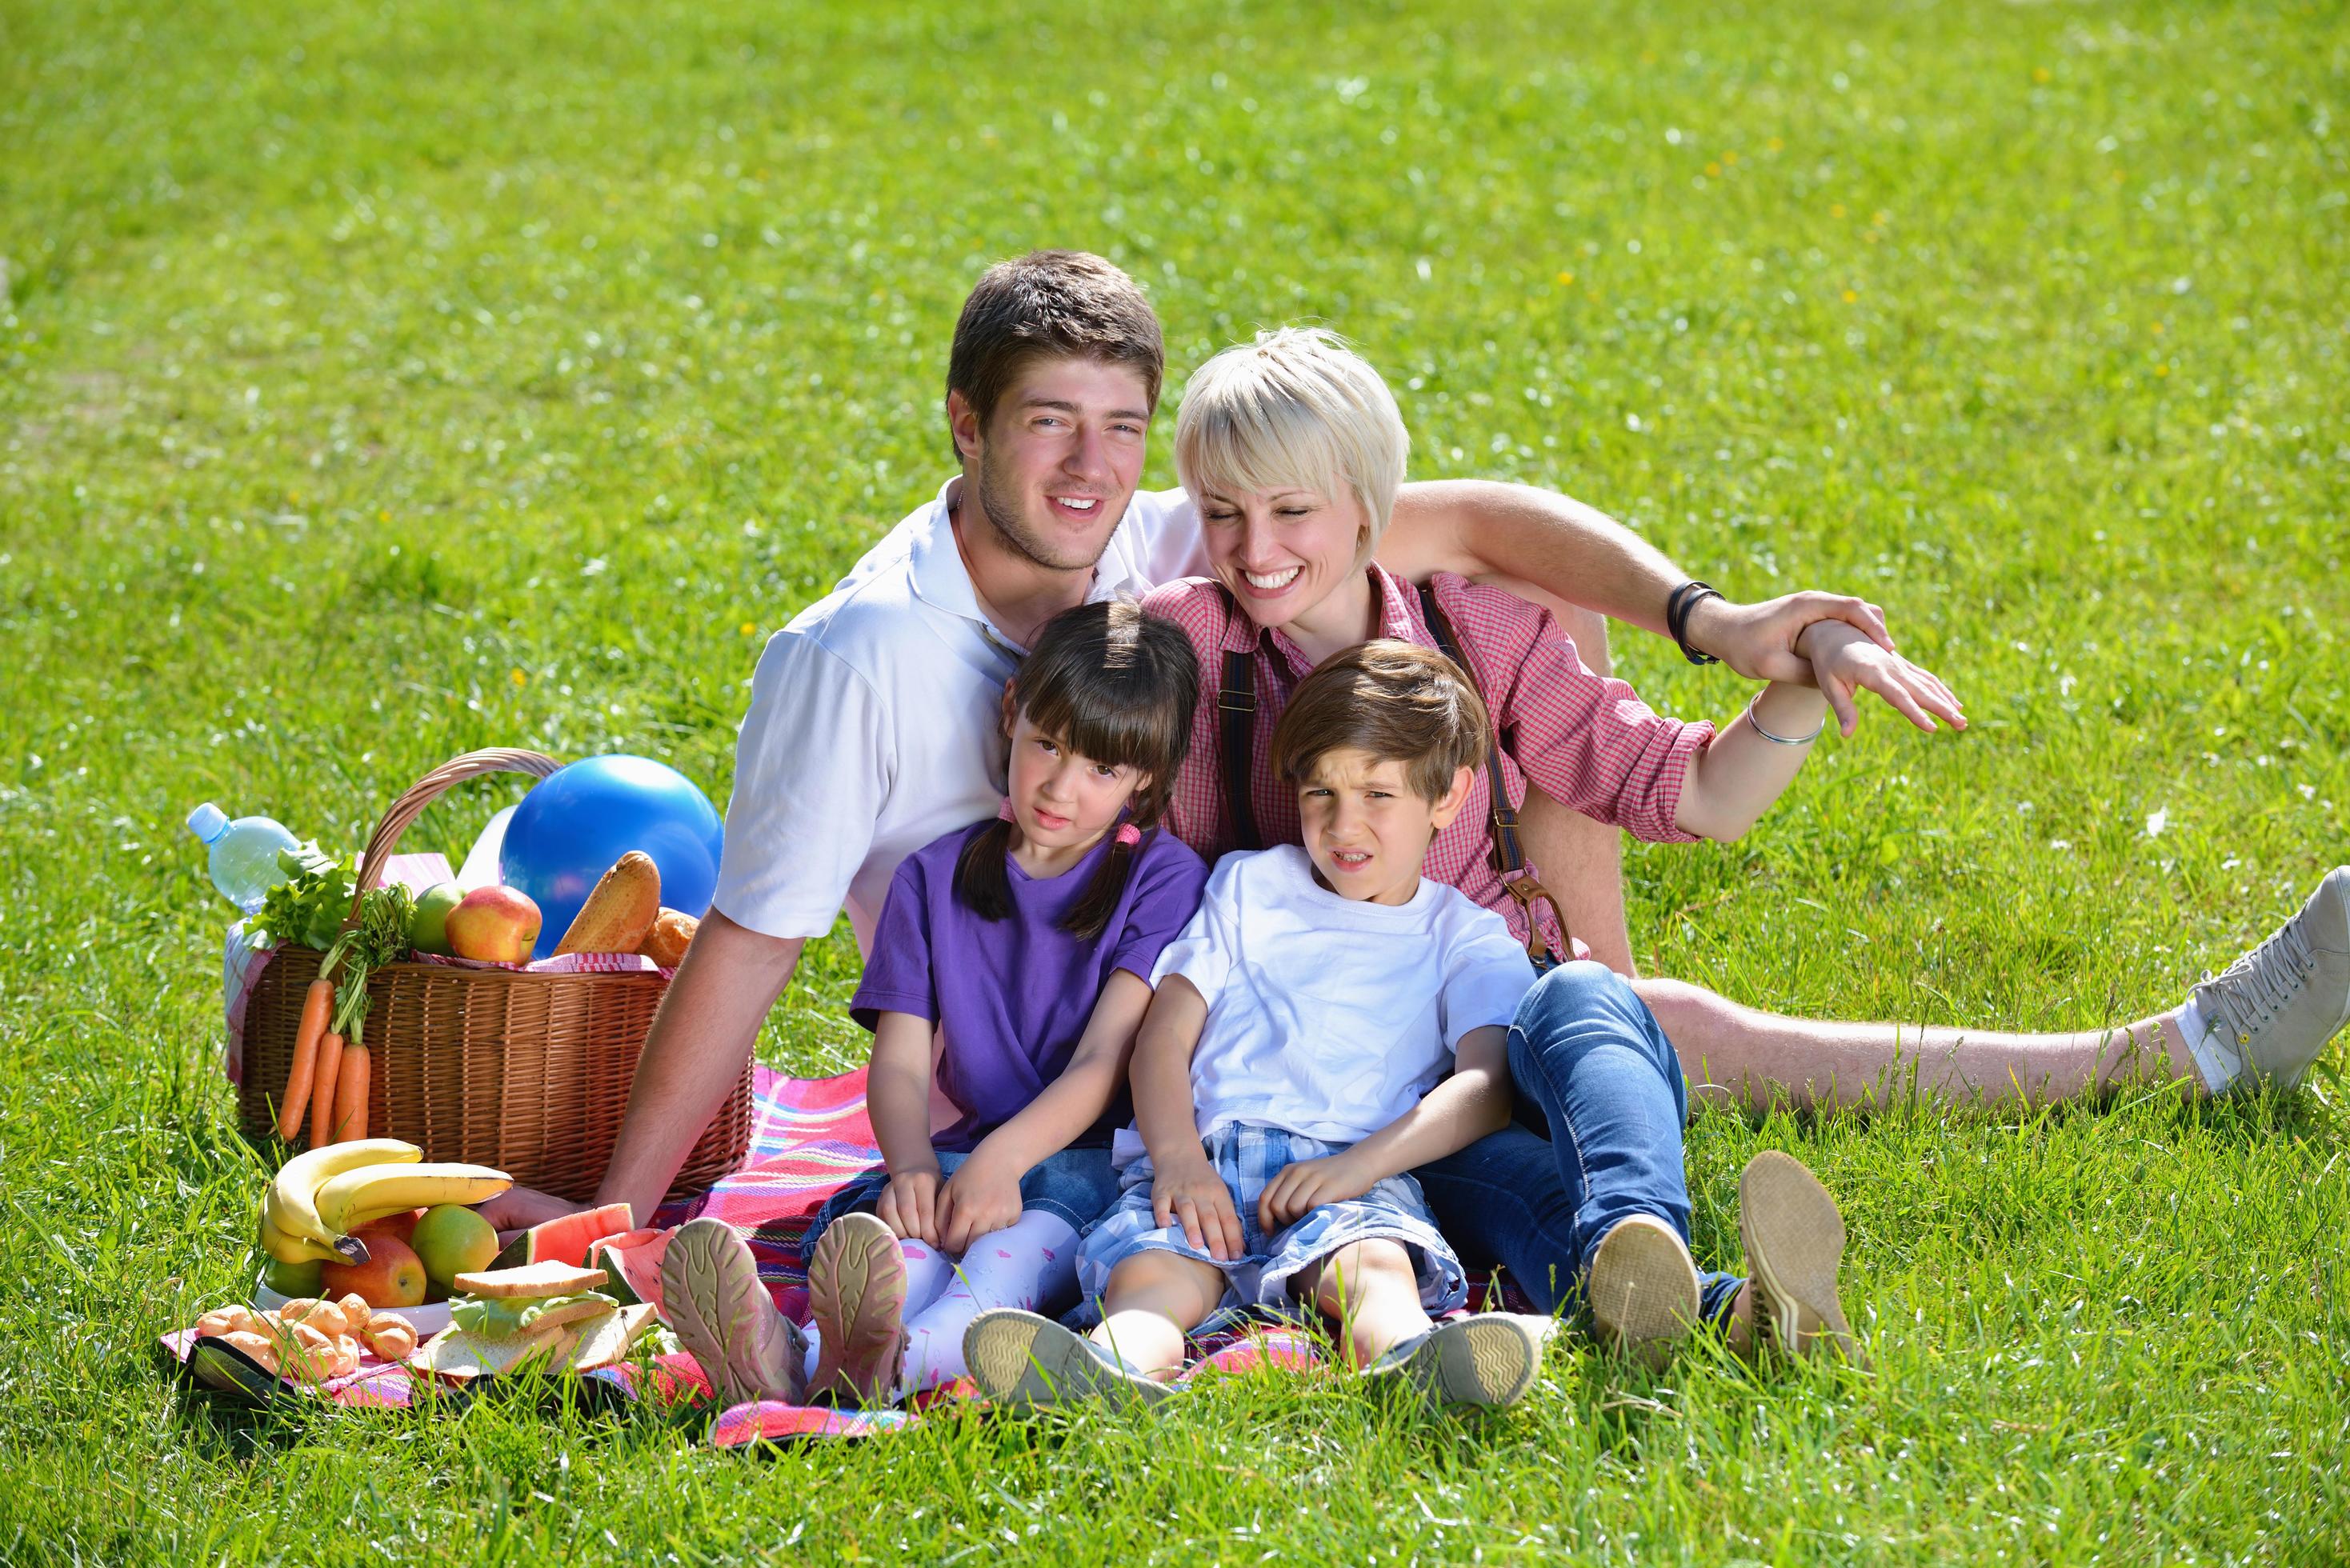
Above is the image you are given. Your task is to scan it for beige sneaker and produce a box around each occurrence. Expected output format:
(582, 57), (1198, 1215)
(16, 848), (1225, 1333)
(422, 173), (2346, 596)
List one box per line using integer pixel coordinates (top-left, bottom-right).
(2188, 866), (2350, 1093)
(1362, 1314), (1553, 1407)
(804, 1212), (907, 1405)
(963, 1309), (1172, 1409)
(658, 1217), (807, 1406)
(1738, 1151), (1864, 1366)
(1586, 1214), (1702, 1370)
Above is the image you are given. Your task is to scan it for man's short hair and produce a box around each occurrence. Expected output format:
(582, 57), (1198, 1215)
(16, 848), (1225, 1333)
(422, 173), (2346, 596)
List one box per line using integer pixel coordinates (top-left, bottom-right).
(1173, 327), (1409, 558)
(946, 250), (1164, 458)
(1270, 640), (1489, 804)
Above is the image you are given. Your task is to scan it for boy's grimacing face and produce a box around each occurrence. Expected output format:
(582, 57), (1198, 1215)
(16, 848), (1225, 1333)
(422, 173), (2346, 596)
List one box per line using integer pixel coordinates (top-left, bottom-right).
(1294, 746), (1472, 907)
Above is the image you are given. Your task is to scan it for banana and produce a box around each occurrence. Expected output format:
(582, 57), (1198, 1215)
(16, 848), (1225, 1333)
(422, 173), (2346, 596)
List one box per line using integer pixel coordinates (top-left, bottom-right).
(267, 1138), (422, 1248)
(256, 1206), (346, 1267)
(312, 1162), (511, 1235)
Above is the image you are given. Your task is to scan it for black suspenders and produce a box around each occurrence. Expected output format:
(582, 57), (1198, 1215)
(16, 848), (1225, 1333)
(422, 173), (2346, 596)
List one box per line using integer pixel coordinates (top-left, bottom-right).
(1217, 644), (1263, 853)
(1415, 582), (1570, 968)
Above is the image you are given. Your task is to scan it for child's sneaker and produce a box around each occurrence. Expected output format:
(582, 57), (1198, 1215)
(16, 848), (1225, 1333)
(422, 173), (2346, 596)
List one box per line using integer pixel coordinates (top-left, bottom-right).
(804, 1212), (907, 1404)
(1738, 1150), (1865, 1366)
(1586, 1214), (1702, 1370)
(1361, 1313), (1551, 1407)
(2183, 866), (2350, 1093)
(658, 1217), (807, 1406)
(963, 1308), (1171, 1408)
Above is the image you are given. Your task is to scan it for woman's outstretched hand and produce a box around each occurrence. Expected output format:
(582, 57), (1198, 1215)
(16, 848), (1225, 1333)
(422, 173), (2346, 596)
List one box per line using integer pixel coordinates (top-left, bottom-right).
(1684, 590), (1895, 683)
(1796, 618), (1967, 736)
(477, 1185), (583, 1245)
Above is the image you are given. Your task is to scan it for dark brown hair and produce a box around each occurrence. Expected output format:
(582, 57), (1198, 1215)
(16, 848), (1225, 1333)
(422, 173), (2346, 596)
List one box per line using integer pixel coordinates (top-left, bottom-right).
(954, 598), (1199, 941)
(1270, 640), (1490, 803)
(945, 250), (1165, 461)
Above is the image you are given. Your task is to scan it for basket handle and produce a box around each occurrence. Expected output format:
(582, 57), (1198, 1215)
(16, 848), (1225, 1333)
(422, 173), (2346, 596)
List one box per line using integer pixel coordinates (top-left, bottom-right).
(345, 748), (563, 925)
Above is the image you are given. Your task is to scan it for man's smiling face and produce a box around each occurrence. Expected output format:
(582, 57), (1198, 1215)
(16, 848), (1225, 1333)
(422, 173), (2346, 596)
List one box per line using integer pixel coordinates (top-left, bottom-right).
(952, 356), (1153, 573)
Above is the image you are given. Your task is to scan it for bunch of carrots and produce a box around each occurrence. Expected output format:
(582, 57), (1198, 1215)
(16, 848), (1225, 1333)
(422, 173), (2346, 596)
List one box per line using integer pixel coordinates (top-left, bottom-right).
(275, 885), (417, 1146)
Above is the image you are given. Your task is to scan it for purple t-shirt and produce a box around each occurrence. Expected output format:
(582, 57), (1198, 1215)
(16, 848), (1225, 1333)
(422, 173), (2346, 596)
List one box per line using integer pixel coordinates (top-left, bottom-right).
(850, 820), (1211, 1153)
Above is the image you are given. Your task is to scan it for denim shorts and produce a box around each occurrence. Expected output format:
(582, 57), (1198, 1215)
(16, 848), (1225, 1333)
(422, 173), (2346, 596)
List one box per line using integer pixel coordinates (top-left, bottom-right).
(799, 1142), (1120, 1264)
(1075, 1122), (1467, 1318)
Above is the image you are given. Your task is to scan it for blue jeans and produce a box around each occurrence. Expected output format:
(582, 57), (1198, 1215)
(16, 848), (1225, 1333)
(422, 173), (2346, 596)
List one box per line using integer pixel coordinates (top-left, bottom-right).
(799, 1142), (1120, 1264)
(1413, 961), (1743, 1323)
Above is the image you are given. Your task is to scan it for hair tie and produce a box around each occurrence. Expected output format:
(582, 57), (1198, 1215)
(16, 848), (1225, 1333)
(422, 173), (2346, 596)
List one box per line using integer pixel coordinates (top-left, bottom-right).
(1114, 823), (1142, 848)
(997, 798), (1018, 823)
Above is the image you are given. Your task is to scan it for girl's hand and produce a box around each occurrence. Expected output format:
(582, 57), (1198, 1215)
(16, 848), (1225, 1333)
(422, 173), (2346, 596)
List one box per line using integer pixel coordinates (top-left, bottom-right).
(1256, 1153), (1374, 1234)
(1153, 1158), (1246, 1262)
(877, 1168), (944, 1247)
(936, 1153), (1024, 1254)
(1797, 618), (1967, 738)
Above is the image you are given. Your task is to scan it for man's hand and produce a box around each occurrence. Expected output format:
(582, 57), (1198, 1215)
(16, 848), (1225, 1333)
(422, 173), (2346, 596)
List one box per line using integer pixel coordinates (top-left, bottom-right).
(935, 1152), (1024, 1254)
(1683, 591), (1896, 684)
(478, 1185), (582, 1244)
(1796, 619), (1967, 737)
(1255, 1152), (1375, 1234)
(1152, 1157), (1246, 1262)
(876, 1168), (944, 1247)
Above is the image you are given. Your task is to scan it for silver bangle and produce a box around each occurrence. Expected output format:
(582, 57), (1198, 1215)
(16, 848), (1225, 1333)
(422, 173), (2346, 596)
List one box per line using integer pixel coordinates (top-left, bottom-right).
(1744, 694), (1824, 746)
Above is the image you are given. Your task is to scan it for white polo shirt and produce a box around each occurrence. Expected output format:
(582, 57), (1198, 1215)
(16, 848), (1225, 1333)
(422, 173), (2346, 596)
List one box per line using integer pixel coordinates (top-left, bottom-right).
(711, 475), (1210, 950)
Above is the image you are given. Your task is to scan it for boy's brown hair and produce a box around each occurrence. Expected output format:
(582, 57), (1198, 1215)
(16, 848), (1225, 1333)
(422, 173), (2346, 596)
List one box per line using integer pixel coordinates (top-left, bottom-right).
(1270, 640), (1491, 803)
(946, 250), (1164, 459)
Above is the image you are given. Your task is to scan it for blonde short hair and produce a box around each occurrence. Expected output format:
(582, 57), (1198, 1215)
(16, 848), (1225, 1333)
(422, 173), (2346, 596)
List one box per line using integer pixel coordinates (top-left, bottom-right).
(1173, 327), (1409, 560)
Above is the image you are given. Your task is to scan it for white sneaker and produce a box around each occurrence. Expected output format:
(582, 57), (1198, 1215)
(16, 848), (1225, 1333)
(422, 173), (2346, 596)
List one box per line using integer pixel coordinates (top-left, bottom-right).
(2187, 866), (2350, 1092)
(963, 1309), (1172, 1409)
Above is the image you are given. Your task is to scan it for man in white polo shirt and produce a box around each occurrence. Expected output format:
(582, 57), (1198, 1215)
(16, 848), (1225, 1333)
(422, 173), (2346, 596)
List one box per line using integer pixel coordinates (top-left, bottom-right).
(497, 250), (1920, 1231)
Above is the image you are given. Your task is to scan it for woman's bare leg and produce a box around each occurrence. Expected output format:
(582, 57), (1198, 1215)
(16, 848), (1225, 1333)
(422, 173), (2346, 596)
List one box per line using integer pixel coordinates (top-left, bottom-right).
(1633, 976), (2200, 1110)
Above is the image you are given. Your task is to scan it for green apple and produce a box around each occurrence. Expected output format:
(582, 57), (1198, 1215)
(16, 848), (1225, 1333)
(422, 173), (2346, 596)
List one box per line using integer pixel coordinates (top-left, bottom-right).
(262, 1255), (324, 1297)
(410, 1203), (499, 1289)
(410, 881), (466, 956)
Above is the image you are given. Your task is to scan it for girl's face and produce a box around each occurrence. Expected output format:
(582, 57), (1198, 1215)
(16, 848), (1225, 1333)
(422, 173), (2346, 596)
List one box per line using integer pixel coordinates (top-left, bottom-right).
(1002, 706), (1150, 854)
(1195, 482), (1370, 634)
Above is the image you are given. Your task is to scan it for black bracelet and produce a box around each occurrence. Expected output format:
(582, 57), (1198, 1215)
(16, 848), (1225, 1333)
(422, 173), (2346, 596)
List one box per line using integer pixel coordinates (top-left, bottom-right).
(1666, 581), (1723, 666)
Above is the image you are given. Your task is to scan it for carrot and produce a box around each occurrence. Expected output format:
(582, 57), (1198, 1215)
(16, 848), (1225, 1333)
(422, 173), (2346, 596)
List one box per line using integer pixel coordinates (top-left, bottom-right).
(329, 1044), (370, 1144)
(276, 978), (335, 1141)
(309, 1033), (346, 1147)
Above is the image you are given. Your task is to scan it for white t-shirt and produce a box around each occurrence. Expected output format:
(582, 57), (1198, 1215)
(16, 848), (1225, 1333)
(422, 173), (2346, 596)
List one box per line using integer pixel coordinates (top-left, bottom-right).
(711, 476), (1210, 950)
(1140, 845), (1538, 1153)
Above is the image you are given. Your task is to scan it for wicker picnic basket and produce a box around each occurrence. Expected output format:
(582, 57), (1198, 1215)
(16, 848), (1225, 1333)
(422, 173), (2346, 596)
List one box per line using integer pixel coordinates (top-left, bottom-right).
(234, 748), (752, 1202)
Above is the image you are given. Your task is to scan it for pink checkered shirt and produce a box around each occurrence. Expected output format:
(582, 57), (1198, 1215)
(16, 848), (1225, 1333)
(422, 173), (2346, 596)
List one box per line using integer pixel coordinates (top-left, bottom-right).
(1138, 563), (1714, 956)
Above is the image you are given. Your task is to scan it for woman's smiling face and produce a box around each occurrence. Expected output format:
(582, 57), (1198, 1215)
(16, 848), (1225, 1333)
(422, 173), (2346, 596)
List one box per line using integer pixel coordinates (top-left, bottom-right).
(1196, 481), (1371, 635)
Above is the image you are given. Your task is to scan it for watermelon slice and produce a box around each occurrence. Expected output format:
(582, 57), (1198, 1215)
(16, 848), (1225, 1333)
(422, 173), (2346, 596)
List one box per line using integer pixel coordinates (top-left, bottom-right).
(586, 1228), (667, 1309)
(489, 1202), (636, 1270)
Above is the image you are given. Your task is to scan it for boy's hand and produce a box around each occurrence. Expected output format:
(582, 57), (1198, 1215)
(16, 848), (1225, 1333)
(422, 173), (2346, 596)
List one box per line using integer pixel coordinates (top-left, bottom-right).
(877, 1168), (944, 1247)
(1153, 1157), (1245, 1262)
(936, 1151), (1024, 1254)
(1796, 619), (1966, 738)
(1257, 1153), (1375, 1233)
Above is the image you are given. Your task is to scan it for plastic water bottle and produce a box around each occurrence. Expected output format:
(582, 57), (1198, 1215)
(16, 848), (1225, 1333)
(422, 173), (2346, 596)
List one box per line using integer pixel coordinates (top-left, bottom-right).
(186, 803), (300, 914)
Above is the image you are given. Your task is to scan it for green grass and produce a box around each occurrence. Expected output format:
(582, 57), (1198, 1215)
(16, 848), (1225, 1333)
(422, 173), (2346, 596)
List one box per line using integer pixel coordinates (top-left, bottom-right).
(4, 0), (2348, 1561)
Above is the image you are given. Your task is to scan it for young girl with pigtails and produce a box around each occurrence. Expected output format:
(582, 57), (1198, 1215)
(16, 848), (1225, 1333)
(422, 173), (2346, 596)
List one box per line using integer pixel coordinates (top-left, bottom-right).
(660, 596), (1209, 1408)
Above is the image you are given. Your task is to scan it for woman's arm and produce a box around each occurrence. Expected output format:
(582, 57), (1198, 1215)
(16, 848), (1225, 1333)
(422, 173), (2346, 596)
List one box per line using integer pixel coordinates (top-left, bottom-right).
(1674, 618), (1962, 840)
(935, 971), (1153, 1250)
(868, 1010), (945, 1245)
(1375, 479), (1896, 681)
(1255, 1026), (1512, 1230)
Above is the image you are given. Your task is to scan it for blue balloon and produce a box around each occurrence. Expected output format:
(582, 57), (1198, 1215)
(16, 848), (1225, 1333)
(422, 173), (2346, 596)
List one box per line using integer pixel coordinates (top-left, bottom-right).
(499, 754), (726, 958)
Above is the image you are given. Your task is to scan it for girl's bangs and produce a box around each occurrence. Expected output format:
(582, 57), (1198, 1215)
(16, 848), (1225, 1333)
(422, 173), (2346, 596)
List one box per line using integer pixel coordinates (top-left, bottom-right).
(1020, 666), (1180, 773)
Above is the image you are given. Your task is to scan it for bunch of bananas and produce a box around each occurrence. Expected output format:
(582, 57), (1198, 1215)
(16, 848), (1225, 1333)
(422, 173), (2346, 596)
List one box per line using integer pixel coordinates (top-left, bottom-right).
(258, 1139), (511, 1266)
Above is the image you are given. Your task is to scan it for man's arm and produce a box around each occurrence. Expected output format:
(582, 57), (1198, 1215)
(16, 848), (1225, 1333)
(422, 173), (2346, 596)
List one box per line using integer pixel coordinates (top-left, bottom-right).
(1373, 478), (1920, 703)
(595, 910), (805, 1226)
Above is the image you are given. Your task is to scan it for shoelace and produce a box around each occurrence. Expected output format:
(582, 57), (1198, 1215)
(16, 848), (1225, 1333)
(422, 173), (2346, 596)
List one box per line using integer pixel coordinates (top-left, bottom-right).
(2192, 919), (2316, 1046)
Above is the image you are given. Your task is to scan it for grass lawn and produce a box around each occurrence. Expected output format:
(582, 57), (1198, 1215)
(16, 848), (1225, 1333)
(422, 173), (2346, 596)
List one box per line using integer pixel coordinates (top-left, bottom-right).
(4, 0), (2348, 1560)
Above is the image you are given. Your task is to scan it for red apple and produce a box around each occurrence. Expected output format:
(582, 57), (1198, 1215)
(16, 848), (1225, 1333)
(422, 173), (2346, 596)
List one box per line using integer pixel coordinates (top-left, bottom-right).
(321, 1234), (429, 1309)
(446, 886), (542, 964)
(352, 1207), (426, 1248)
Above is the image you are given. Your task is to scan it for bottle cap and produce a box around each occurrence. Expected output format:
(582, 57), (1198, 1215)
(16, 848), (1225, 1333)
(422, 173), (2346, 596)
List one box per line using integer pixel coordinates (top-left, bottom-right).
(186, 802), (228, 842)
